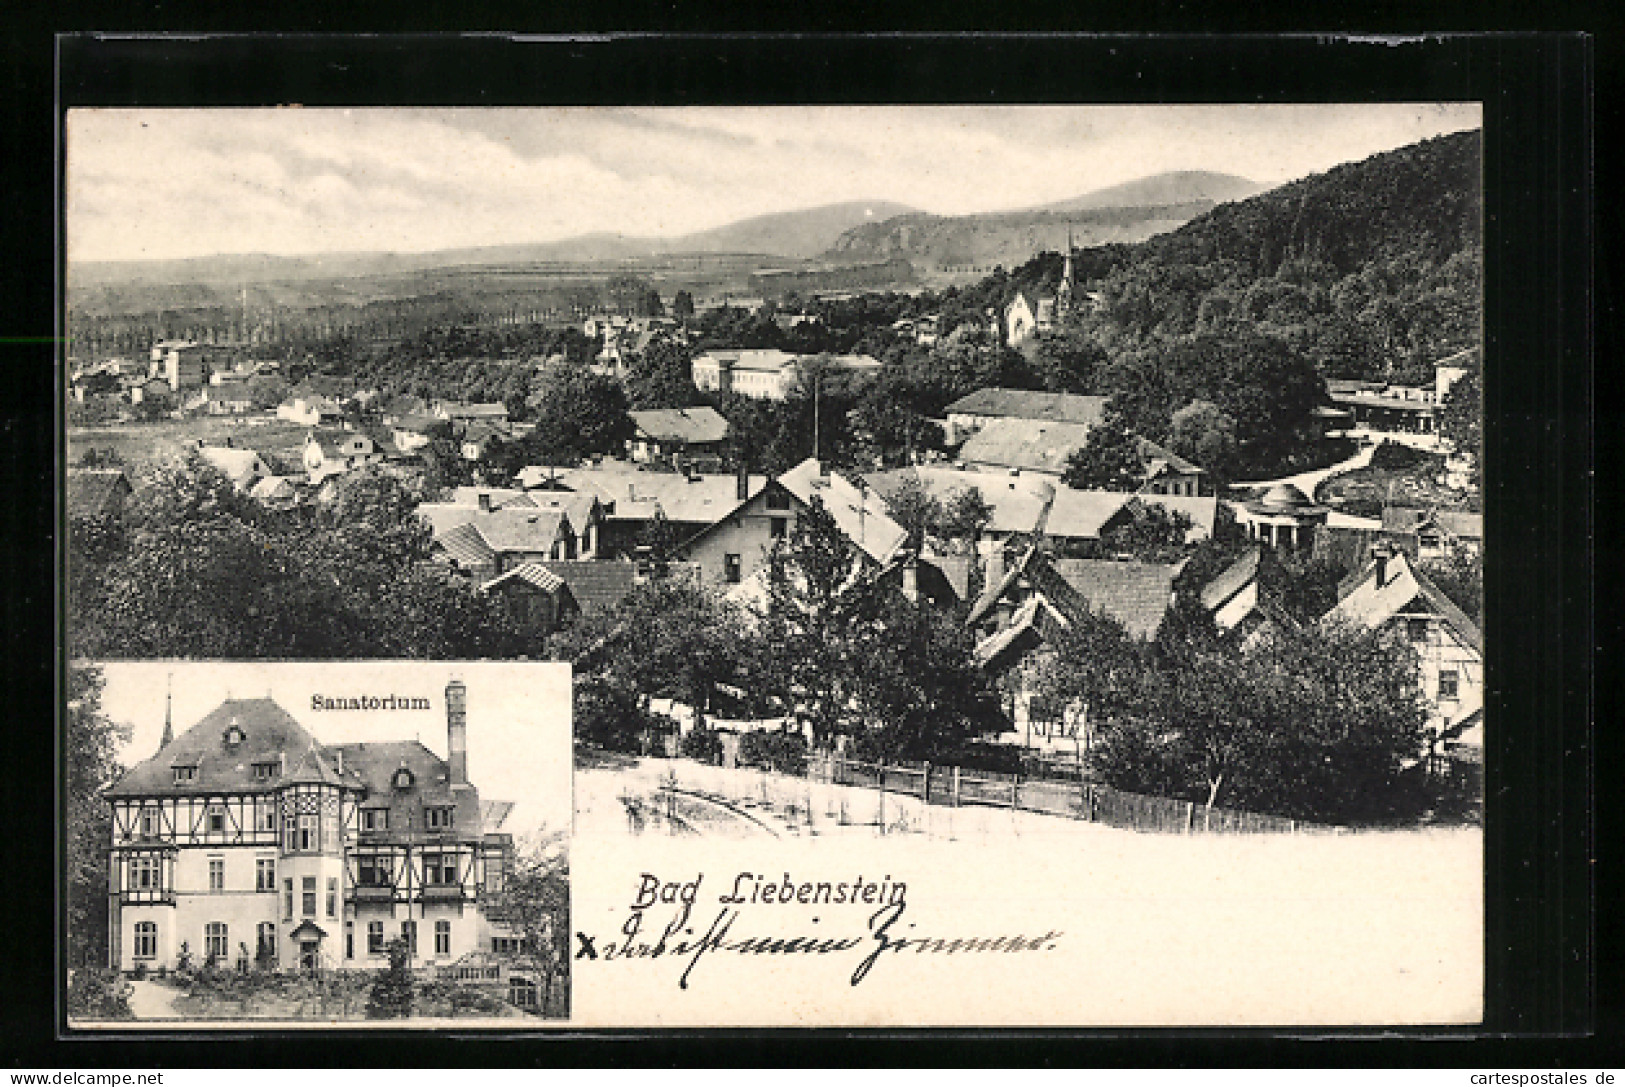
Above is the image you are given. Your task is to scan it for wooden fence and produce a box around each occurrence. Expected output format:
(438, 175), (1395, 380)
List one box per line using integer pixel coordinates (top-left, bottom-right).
(806, 753), (1338, 835)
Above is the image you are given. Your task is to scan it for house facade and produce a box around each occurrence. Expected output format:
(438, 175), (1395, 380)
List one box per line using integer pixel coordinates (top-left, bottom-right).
(103, 683), (515, 975)
(690, 350), (881, 400)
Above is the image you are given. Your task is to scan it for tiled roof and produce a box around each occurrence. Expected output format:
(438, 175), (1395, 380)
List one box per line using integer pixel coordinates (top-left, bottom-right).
(330, 739), (483, 836)
(778, 458), (908, 565)
(531, 560), (639, 613)
(630, 406), (731, 445)
(695, 348), (797, 372)
(436, 522), (495, 568)
(1138, 437), (1204, 477)
(1136, 494), (1218, 538)
(1198, 548), (1262, 614)
(543, 465), (765, 526)
(67, 468), (130, 518)
(523, 491), (600, 532)
(1050, 557), (1183, 641)
(862, 466), (1054, 537)
(944, 388), (1109, 427)
(470, 509), (569, 553)
(1381, 506), (1482, 540)
(435, 401), (509, 419)
(1043, 488), (1133, 539)
(1436, 510), (1483, 539)
(480, 562), (568, 595)
(958, 417), (1093, 475)
(249, 476), (297, 501)
(106, 698), (333, 798)
(448, 487), (537, 510)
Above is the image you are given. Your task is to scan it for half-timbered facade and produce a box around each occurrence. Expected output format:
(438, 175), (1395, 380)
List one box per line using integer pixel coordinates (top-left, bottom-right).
(104, 682), (516, 976)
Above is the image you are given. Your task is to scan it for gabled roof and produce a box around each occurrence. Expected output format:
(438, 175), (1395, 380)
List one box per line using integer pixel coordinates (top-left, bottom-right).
(1198, 547), (1262, 614)
(529, 560), (639, 613)
(1043, 488), (1133, 539)
(467, 509), (571, 553)
(1325, 550), (1482, 655)
(106, 698), (338, 798)
(545, 465), (766, 526)
(967, 547), (1182, 642)
(448, 487), (537, 511)
(778, 458), (908, 566)
(329, 738), (481, 832)
(435, 521), (496, 567)
(959, 417), (1094, 475)
(630, 406), (731, 445)
(523, 491), (601, 531)
(67, 468), (131, 518)
(480, 562), (568, 596)
(1137, 493), (1218, 537)
(435, 401), (509, 419)
(862, 466), (1054, 537)
(944, 388), (1110, 427)
(249, 476), (297, 501)
(1381, 506), (1482, 541)
(1137, 437), (1204, 478)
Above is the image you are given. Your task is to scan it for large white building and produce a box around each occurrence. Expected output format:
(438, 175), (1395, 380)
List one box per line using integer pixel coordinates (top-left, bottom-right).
(103, 682), (519, 976)
(690, 349), (881, 400)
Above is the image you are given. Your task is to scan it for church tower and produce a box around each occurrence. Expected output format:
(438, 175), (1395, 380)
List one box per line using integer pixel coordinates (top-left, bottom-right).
(1056, 225), (1076, 318)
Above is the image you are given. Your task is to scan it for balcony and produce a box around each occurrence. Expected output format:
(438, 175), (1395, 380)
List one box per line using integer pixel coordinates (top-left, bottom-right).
(118, 888), (175, 906)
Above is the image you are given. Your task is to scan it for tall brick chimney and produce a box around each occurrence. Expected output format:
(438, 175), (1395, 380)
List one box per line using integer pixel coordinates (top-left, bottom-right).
(446, 679), (468, 787)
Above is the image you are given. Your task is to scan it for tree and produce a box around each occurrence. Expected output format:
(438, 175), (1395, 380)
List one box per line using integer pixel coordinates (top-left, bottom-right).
(1061, 412), (1146, 492)
(1438, 368), (1481, 464)
(66, 663), (131, 970)
(1168, 399), (1240, 483)
(366, 938), (416, 1019)
(1087, 501), (1195, 563)
(488, 835), (570, 1016)
(672, 290), (695, 319)
(884, 475), (943, 553)
(523, 362), (633, 465)
(1421, 544), (1484, 630)
(624, 339), (700, 410)
(938, 486), (995, 552)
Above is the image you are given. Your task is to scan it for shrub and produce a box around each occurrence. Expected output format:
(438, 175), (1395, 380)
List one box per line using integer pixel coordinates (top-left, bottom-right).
(365, 938), (415, 1019)
(680, 727), (723, 764)
(67, 969), (134, 1020)
(738, 729), (808, 776)
(1368, 439), (1433, 471)
(131, 961), (149, 981)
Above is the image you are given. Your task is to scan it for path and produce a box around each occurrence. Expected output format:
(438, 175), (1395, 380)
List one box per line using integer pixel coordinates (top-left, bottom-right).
(126, 978), (185, 1019)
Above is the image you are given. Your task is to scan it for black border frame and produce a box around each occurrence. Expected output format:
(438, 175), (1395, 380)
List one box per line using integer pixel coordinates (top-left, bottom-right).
(9, 31), (1597, 1065)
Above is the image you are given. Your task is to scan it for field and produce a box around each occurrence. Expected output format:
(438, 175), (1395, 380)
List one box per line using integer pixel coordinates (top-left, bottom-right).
(70, 414), (317, 473)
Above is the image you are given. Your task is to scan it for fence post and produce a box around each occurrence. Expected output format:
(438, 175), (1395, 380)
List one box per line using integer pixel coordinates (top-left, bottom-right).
(952, 765), (961, 807)
(922, 762), (931, 805)
(1186, 800), (1195, 833)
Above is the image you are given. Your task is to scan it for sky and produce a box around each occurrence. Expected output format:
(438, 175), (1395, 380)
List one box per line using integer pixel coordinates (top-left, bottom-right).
(67, 104), (1481, 264)
(94, 661), (573, 841)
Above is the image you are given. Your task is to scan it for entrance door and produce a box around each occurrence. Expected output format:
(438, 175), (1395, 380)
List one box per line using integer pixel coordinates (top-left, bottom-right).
(299, 940), (319, 973)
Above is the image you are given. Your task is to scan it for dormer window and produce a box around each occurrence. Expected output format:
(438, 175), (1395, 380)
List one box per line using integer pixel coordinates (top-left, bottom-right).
(223, 723), (246, 746)
(252, 761), (280, 781)
(361, 809), (389, 832)
(173, 765), (197, 784)
(392, 768), (415, 790)
(425, 807), (453, 831)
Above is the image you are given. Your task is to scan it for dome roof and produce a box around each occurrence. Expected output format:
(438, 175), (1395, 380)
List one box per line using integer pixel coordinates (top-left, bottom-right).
(1259, 483), (1314, 509)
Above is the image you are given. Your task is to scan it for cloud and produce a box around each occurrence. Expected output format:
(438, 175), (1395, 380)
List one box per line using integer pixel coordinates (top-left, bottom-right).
(66, 104), (1481, 263)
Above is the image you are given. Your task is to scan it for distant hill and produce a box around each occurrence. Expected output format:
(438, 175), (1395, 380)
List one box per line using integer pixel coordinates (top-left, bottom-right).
(1030, 171), (1262, 213)
(72, 200), (922, 292)
(821, 172), (1260, 272)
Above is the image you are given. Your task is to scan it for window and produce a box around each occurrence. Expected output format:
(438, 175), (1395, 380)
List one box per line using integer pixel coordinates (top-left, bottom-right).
(256, 858), (276, 893)
(173, 765), (196, 784)
(252, 762), (280, 781)
(770, 517), (787, 540)
(258, 803), (277, 833)
(207, 806), (226, 835)
(204, 922), (229, 961)
(367, 921), (384, 954)
(425, 853), (458, 885)
(508, 976), (538, 1009)
(139, 807), (158, 838)
(435, 920), (451, 956)
(360, 809), (388, 832)
(392, 768), (414, 790)
(1439, 670), (1460, 701)
(345, 922), (354, 959)
(425, 807), (453, 831)
(358, 856), (388, 887)
(401, 920), (417, 956)
(1407, 617), (1430, 643)
(724, 553), (742, 584)
(129, 855), (157, 891)
(256, 922), (276, 957)
(287, 813), (318, 852)
(326, 877), (338, 917)
(133, 922), (157, 960)
(208, 857), (224, 892)
(282, 878), (293, 918)
(302, 876), (317, 916)
(766, 488), (791, 511)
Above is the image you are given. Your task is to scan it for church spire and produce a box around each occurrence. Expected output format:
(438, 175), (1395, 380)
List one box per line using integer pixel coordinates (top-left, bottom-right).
(159, 673), (174, 751)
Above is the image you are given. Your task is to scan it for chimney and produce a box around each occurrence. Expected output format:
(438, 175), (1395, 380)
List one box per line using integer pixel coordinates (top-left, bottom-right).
(446, 679), (468, 787)
(477, 492), (492, 513)
(902, 558), (919, 603)
(736, 464), (750, 501)
(334, 749), (344, 775)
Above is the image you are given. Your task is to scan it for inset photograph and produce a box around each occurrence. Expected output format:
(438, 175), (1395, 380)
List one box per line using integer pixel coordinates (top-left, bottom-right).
(66, 660), (571, 1026)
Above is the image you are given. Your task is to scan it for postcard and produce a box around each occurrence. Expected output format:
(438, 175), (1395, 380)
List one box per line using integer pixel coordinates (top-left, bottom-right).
(65, 101), (1486, 1029)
